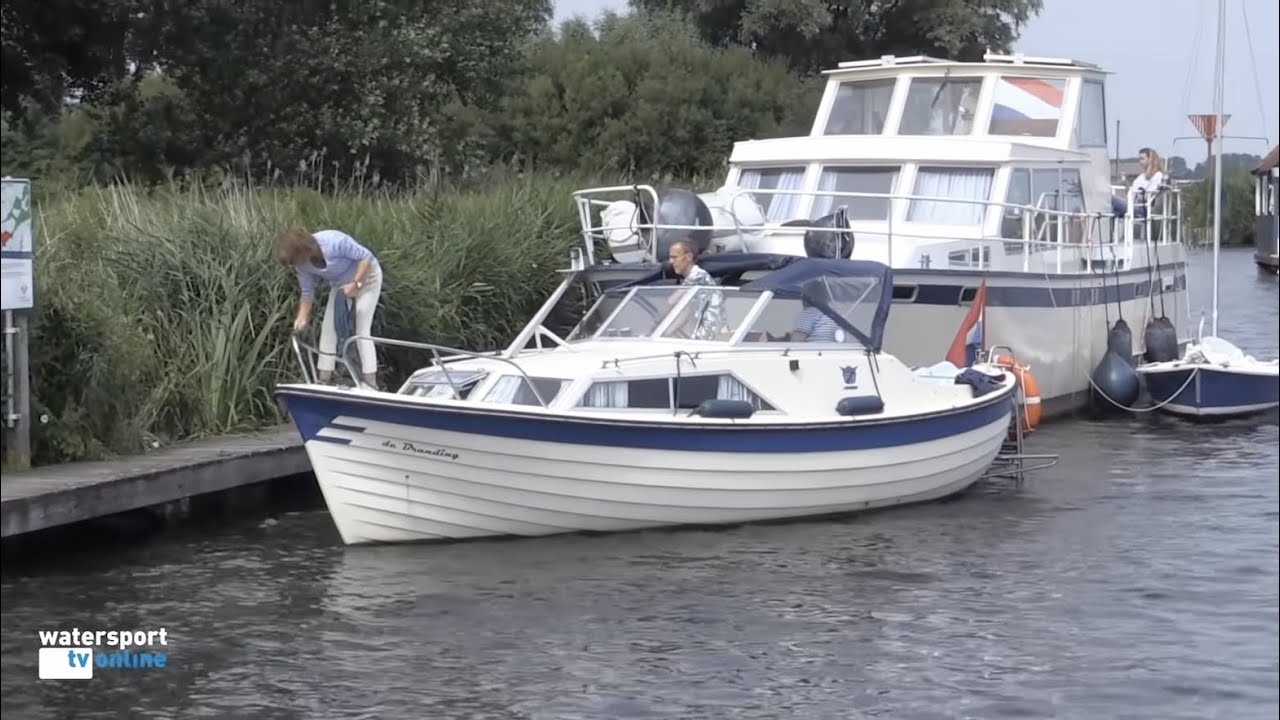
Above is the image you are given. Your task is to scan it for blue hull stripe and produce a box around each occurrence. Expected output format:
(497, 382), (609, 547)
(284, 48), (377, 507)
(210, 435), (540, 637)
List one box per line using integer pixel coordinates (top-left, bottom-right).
(589, 266), (1187, 309)
(1143, 366), (1280, 413)
(906, 274), (1186, 309)
(276, 389), (1013, 454)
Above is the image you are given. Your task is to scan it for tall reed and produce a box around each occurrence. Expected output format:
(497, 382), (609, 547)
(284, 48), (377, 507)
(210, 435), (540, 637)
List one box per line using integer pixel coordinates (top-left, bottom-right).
(22, 172), (603, 465)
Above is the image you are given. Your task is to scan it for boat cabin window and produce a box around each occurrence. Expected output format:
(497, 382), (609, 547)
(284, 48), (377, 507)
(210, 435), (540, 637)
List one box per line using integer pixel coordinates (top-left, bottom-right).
(738, 166), (806, 222)
(1075, 79), (1107, 147)
(988, 76), (1067, 138)
(577, 374), (775, 411)
(899, 76), (983, 135)
(402, 368), (488, 399)
(660, 288), (762, 342)
(1003, 167), (1085, 242)
(811, 166), (900, 220)
(482, 375), (567, 407)
(823, 79), (896, 135)
(740, 276), (883, 346)
(908, 167), (996, 225)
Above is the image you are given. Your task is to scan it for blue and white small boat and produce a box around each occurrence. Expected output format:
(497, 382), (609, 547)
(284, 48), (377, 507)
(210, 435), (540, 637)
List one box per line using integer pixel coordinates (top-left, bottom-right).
(1137, 336), (1279, 418)
(276, 253), (1018, 545)
(1135, 0), (1280, 420)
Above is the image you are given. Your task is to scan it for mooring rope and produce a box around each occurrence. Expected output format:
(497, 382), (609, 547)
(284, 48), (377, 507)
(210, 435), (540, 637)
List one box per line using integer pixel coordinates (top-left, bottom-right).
(1085, 366), (1199, 413)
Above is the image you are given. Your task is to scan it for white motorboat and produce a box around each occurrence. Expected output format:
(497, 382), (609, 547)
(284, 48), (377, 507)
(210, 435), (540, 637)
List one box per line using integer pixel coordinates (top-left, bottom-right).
(277, 253), (1021, 545)
(572, 51), (1195, 419)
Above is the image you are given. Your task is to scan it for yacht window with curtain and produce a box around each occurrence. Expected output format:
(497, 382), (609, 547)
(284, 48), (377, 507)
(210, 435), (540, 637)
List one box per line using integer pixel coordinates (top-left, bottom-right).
(811, 166), (900, 220)
(823, 79), (896, 135)
(576, 374), (775, 411)
(738, 166), (807, 223)
(908, 167), (996, 225)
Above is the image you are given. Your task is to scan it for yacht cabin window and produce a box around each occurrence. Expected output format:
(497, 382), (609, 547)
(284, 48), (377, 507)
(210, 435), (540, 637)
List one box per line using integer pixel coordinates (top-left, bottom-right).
(483, 375), (567, 406)
(988, 76), (1067, 138)
(1075, 79), (1108, 147)
(577, 374), (775, 411)
(908, 167), (996, 225)
(1003, 167), (1086, 243)
(811, 166), (900, 220)
(898, 77), (983, 135)
(738, 166), (806, 222)
(823, 79), (896, 135)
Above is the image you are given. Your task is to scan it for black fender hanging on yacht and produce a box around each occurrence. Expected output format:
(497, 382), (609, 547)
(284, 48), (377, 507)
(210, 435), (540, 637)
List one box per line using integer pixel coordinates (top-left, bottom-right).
(1090, 348), (1140, 414)
(780, 207), (855, 260)
(635, 187), (713, 260)
(1108, 318), (1135, 367)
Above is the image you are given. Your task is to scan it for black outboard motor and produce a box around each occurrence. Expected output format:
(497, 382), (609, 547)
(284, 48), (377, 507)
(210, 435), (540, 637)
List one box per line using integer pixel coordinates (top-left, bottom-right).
(636, 188), (713, 260)
(780, 207), (855, 259)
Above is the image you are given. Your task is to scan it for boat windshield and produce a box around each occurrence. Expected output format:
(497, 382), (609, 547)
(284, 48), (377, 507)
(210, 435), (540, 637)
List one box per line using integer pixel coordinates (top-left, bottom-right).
(567, 286), (765, 341)
(739, 272), (888, 347)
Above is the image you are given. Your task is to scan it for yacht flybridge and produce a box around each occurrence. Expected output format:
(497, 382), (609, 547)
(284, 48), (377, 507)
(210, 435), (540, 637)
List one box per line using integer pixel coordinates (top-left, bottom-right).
(576, 53), (1192, 418)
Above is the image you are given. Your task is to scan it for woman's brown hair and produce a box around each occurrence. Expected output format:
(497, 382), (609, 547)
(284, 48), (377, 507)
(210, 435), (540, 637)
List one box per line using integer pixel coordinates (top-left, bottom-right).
(276, 225), (322, 267)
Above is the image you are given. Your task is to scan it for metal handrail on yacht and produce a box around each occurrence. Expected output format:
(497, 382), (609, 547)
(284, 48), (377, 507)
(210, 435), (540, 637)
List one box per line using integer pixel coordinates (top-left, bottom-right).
(287, 334), (554, 408)
(572, 183), (1185, 274)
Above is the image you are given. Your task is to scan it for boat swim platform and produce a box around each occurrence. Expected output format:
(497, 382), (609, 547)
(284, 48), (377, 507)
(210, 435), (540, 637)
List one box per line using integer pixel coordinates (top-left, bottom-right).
(0, 425), (308, 539)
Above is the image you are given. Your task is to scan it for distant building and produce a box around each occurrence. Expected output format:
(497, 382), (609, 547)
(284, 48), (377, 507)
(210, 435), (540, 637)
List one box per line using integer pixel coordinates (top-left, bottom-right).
(1252, 145), (1279, 273)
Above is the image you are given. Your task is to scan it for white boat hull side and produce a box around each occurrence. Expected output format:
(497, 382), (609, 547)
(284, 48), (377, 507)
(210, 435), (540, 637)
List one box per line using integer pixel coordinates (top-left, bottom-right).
(280, 391), (1014, 545)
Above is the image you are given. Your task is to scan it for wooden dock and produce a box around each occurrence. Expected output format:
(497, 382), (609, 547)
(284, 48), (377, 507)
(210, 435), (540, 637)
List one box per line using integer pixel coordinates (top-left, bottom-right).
(0, 426), (310, 539)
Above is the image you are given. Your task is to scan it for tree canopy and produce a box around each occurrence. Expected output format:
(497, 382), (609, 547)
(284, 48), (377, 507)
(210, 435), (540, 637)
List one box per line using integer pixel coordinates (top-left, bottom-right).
(629, 0), (1045, 73)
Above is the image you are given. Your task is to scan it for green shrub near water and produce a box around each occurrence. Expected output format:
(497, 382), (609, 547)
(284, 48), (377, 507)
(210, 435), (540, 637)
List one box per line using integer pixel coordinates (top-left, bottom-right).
(18, 173), (608, 466)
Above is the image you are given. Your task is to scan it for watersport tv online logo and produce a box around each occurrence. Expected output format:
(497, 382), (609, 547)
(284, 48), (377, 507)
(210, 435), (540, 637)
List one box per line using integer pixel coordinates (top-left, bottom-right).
(37, 628), (170, 680)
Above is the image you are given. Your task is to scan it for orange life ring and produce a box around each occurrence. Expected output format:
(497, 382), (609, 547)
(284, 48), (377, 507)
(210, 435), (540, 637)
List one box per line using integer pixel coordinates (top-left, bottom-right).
(992, 354), (1042, 431)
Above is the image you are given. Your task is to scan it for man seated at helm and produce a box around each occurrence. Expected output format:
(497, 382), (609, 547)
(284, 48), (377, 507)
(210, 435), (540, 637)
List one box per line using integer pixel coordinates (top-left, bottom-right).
(790, 283), (847, 342)
(667, 238), (725, 340)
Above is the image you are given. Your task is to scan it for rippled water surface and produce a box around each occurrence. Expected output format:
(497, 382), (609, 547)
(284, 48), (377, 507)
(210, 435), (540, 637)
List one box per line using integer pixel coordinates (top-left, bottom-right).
(3, 249), (1277, 720)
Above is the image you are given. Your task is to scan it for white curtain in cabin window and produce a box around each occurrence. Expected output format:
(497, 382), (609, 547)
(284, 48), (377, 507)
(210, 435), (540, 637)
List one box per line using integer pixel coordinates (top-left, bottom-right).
(740, 169), (807, 223)
(580, 381), (629, 408)
(717, 375), (761, 408)
(908, 168), (994, 225)
(811, 168), (897, 220)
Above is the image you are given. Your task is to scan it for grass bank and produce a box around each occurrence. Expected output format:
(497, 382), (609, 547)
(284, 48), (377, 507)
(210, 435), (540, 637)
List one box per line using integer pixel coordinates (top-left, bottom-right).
(10, 173), (611, 467)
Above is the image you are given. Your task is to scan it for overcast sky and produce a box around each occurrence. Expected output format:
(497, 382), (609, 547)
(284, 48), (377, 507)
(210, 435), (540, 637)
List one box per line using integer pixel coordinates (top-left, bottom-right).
(551, 0), (1280, 161)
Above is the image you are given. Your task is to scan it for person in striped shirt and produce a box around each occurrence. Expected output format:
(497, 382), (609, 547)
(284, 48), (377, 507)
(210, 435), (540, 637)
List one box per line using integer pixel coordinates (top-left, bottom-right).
(791, 283), (847, 343)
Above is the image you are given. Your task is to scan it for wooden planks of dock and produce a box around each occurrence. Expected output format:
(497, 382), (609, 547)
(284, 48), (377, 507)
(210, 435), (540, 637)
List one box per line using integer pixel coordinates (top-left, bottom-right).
(0, 425), (311, 539)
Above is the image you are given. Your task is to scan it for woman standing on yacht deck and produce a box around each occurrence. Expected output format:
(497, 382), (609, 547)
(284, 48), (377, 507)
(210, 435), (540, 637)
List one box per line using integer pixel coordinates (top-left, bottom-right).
(277, 226), (384, 388)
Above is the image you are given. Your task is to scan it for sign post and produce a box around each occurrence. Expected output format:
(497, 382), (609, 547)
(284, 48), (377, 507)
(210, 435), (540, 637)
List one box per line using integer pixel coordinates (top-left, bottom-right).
(2, 177), (34, 470)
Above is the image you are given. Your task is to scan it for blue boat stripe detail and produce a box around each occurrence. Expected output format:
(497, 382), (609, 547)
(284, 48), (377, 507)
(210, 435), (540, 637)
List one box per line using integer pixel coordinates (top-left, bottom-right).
(276, 388), (1013, 453)
(312, 435), (352, 445)
(904, 273), (1186, 308)
(328, 422), (366, 433)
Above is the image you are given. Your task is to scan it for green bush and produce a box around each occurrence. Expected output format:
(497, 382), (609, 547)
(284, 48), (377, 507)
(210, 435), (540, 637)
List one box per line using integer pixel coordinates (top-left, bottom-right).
(23, 172), (605, 466)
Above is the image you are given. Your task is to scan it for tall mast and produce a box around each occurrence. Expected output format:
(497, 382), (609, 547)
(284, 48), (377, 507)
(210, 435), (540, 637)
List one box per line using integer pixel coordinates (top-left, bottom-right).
(1210, 0), (1226, 336)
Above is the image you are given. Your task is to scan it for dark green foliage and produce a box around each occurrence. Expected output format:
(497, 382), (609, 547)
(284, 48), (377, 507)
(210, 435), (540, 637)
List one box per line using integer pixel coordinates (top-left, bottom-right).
(629, 0), (1045, 73)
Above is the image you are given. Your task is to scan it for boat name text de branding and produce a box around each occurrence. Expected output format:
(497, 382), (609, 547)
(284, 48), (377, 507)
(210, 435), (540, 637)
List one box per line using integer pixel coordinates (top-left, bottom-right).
(381, 440), (460, 461)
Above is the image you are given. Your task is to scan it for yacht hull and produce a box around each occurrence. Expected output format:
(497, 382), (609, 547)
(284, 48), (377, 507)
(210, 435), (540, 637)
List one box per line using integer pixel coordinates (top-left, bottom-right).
(278, 387), (1015, 545)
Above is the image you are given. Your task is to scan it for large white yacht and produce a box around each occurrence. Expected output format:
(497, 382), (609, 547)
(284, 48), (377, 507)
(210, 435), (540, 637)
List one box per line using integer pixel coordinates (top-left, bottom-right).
(572, 52), (1192, 419)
